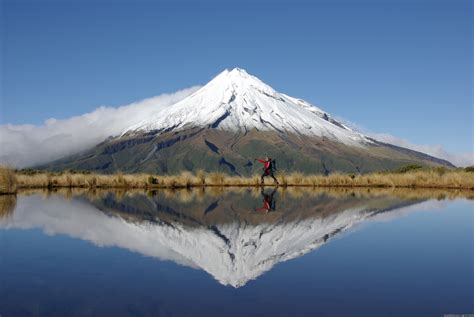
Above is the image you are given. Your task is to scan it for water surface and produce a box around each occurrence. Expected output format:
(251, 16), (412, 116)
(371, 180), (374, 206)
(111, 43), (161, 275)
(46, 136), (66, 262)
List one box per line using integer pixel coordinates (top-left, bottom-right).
(0, 188), (472, 316)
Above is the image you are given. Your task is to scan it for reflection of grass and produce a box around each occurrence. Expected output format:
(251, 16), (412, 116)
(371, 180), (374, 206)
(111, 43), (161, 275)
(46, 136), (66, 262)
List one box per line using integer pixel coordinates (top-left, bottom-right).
(0, 194), (16, 219)
(16, 186), (474, 201)
(13, 169), (474, 190)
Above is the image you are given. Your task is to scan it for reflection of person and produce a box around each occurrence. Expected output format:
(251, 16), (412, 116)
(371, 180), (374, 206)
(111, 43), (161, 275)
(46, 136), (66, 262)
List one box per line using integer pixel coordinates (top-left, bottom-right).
(255, 188), (277, 214)
(255, 157), (279, 185)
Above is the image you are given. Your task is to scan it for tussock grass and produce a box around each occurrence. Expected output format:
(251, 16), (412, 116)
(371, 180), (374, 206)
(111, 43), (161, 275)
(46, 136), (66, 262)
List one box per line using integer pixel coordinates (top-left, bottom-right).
(11, 168), (474, 190)
(0, 166), (17, 194)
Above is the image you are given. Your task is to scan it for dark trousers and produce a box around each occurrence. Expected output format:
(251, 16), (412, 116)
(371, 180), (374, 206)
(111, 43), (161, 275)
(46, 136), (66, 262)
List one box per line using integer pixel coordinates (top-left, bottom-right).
(261, 170), (278, 184)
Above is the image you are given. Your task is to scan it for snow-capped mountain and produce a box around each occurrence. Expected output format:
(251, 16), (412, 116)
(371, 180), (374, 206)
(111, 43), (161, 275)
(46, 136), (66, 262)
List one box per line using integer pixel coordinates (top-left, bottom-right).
(1, 192), (425, 287)
(124, 68), (370, 146)
(41, 68), (454, 174)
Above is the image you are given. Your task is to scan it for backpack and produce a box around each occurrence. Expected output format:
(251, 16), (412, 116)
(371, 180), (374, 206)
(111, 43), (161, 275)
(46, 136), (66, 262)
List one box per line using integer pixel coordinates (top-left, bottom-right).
(270, 159), (276, 171)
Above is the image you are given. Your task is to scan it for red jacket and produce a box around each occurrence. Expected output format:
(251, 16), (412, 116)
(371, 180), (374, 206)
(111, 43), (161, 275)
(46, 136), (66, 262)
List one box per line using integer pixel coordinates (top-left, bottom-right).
(257, 159), (271, 171)
(256, 201), (271, 214)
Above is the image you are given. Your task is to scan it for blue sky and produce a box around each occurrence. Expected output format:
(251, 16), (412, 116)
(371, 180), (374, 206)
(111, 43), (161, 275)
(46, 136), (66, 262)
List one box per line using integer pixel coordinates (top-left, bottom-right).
(1, 0), (472, 154)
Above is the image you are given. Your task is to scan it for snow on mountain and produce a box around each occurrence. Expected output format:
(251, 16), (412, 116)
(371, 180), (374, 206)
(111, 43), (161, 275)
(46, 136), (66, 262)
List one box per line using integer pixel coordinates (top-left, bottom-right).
(124, 68), (371, 146)
(1, 194), (420, 288)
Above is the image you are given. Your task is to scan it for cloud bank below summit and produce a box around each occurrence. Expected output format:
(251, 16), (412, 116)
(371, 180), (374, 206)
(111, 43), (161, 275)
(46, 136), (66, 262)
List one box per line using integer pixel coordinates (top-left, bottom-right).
(367, 133), (473, 168)
(334, 117), (473, 167)
(1, 87), (472, 168)
(0, 86), (200, 168)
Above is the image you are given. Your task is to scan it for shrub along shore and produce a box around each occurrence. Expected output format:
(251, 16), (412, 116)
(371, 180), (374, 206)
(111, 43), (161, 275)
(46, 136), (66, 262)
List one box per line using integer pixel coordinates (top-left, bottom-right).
(1, 165), (473, 194)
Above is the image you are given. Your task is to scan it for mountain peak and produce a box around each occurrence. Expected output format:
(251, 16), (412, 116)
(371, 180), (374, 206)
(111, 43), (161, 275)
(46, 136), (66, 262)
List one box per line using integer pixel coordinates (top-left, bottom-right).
(218, 67), (250, 77)
(228, 67), (249, 75)
(207, 67), (272, 93)
(123, 68), (369, 146)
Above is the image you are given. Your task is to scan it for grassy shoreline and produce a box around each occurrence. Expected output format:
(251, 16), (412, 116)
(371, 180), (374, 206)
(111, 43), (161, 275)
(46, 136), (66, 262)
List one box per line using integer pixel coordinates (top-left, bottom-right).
(1, 166), (473, 194)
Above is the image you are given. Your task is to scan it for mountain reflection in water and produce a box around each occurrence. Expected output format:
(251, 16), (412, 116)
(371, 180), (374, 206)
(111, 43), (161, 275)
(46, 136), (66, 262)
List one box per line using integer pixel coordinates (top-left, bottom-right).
(0, 188), (463, 287)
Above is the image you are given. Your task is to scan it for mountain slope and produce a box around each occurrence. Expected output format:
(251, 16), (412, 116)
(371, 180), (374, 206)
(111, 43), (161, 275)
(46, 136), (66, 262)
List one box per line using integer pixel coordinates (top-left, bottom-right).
(40, 68), (454, 173)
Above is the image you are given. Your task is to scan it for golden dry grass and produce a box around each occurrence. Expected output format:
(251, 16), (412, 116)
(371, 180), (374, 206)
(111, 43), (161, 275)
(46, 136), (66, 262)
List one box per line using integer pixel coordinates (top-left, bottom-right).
(11, 169), (474, 190)
(0, 166), (17, 194)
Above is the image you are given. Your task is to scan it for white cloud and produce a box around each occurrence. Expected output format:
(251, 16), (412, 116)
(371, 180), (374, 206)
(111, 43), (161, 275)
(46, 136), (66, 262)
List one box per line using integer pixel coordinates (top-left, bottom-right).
(367, 133), (474, 167)
(0, 86), (201, 168)
(336, 117), (474, 168)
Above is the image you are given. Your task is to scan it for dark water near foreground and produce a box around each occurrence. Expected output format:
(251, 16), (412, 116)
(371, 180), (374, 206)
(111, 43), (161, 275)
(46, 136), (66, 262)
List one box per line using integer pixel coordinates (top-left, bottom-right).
(0, 188), (473, 317)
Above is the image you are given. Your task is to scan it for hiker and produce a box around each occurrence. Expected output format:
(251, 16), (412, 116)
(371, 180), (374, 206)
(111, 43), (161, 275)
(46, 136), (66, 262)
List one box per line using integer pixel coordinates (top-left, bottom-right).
(255, 188), (277, 214)
(255, 157), (279, 185)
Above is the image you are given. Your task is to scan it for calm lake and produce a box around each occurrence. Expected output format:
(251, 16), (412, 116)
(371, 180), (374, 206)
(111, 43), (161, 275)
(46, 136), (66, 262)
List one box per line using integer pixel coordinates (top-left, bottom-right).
(0, 188), (473, 317)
